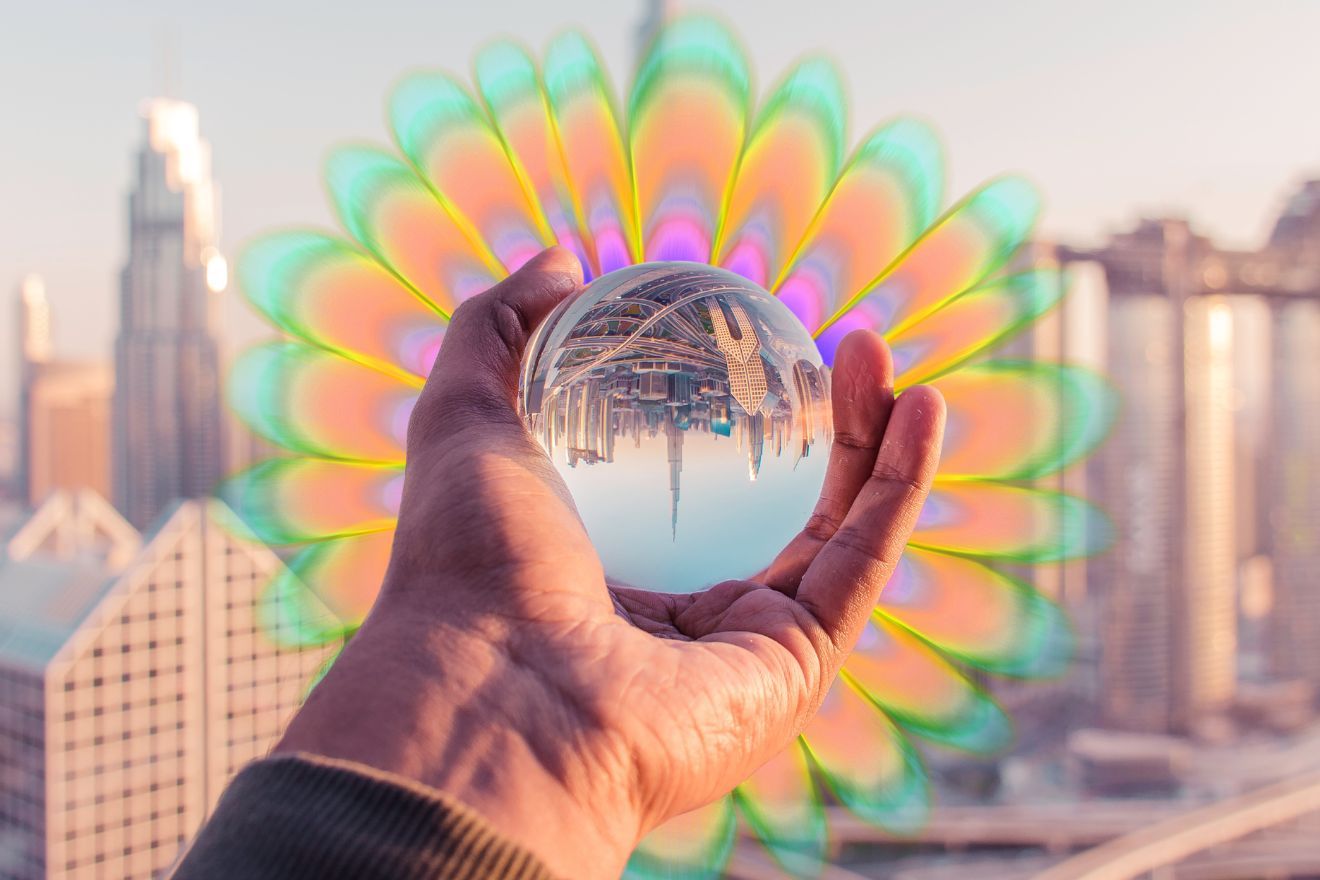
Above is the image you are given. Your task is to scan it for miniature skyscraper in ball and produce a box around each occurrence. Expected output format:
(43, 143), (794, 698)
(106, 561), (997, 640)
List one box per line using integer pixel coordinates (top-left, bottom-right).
(520, 263), (831, 592)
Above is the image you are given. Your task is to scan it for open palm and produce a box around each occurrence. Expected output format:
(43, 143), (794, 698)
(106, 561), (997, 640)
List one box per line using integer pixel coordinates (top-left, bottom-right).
(278, 248), (945, 880)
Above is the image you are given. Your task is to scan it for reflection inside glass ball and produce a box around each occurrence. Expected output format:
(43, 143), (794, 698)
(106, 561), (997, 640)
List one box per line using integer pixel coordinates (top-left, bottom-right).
(519, 262), (833, 593)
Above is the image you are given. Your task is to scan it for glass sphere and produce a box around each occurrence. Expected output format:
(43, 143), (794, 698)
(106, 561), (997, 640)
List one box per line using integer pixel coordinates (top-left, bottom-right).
(519, 262), (833, 594)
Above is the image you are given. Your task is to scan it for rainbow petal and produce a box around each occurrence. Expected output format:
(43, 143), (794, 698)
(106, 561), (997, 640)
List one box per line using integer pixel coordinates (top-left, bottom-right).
(880, 547), (1072, 678)
(801, 678), (928, 833)
(714, 56), (846, 287)
(773, 118), (943, 331)
(229, 342), (415, 463)
(842, 619), (1011, 753)
(227, 16), (1122, 879)
(913, 480), (1113, 562)
(326, 146), (501, 315)
(629, 16), (750, 262)
(257, 560), (351, 649)
(390, 71), (552, 271)
(814, 176), (1040, 363)
(476, 40), (594, 276)
(734, 740), (826, 875)
(275, 530), (393, 625)
(239, 232), (446, 380)
(625, 796), (736, 880)
(890, 269), (1063, 387)
(543, 31), (638, 272)
(220, 458), (402, 545)
(934, 361), (1117, 480)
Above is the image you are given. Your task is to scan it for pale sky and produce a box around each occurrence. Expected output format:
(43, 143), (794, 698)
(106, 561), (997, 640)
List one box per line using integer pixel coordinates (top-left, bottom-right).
(3, 0), (1318, 416)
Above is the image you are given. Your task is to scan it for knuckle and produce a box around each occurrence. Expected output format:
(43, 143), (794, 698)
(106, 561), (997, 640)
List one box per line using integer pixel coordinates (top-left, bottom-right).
(802, 510), (844, 543)
(490, 297), (531, 360)
(447, 292), (526, 362)
(870, 460), (926, 494)
(827, 525), (899, 576)
(832, 429), (879, 451)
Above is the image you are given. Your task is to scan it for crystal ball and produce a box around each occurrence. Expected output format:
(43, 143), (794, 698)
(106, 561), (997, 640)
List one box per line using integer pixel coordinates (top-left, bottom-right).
(519, 262), (833, 593)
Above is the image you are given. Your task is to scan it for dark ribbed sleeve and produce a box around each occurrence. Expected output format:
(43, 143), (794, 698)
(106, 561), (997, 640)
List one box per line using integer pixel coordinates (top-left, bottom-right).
(174, 753), (559, 880)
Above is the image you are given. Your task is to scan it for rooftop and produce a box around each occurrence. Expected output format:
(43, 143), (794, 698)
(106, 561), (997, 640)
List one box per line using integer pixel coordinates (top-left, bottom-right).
(0, 491), (139, 671)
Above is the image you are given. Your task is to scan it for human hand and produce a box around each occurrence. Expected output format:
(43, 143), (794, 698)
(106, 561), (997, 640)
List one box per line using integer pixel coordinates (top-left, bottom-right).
(275, 247), (946, 879)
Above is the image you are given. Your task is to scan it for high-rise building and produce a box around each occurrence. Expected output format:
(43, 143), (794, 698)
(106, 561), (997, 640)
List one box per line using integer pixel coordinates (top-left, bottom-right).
(113, 99), (227, 529)
(0, 420), (17, 495)
(15, 276), (114, 507)
(0, 491), (334, 880)
(22, 363), (114, 508)
(16, 275), (52, 365)
(1008, 244), (1108, 607)
(1267, 299), (1320, 685)
(16, 275), (52, 501)
(1268, 179), (1320, 252)
(1061, 220), (1239, 735)
(1262, 181), (1320, 688)
(1181, 295), (1238, 720)
(665, 413), (683, 539)
(982, 243), (1109, 729)
(706, 296), (769, 415)
(635, 0), (679, 57)
(1095, 288), (1179, 732)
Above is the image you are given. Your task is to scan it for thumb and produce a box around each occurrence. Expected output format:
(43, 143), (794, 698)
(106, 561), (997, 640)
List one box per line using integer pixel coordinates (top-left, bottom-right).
(408, 247), (583, 452)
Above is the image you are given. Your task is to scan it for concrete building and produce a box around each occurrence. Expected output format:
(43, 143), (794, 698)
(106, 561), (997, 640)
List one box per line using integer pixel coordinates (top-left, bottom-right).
(1262, 184), (1320, 689)
(15, 276), (115, 508)
(524, 267), (813, 540)
(1181, 295), (1238, 723)
(16, 275), (51, 366)
(1062, 220), (1238, 735)
(21, 364), (113, 509)
(635, 0), (679, 58)
(1062, 184), (1320, 734)
(706, 296), (769, 415)
(113, 99), (227, 530)
(0, 421), (17, 495)
(15, 275), (52, 503)
(0, 492), (334, 879)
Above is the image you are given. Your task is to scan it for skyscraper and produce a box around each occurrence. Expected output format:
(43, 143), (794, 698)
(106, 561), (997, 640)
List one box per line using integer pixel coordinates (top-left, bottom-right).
(706, 296), (769, 416)
(15, 276), (114, 507)
(1095, 287), (1179, 732)
(1181, 295), (1238, 721)
(1263, 181), (1320, 689)
(635, 0), (679, 58)
(16, 275), (52, 501)
(0, 492), (333, 879)
(113, 99), (227, 530)
(1062, 219), (1239, 735)
(985, 243), (1107, 724)
(22, 363), (114, 508)
(1268, 299), (1320, 686)
(666, 413), (683, 539)
(16, 275), (52, 365)
(0, 421), (16, 494)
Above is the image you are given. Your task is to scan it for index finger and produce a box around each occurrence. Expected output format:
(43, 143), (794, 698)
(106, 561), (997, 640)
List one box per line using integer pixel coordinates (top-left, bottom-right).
(760, 330), (895, 592)
(793, 385), (945, 655)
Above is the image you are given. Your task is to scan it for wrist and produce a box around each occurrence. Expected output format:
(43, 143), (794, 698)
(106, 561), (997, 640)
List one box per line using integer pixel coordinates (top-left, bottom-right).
(276, 606), (640, 879)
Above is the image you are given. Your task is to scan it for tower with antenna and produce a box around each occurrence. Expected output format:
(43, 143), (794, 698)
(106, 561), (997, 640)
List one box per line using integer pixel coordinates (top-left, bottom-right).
(635, 0), (679, 61)
(112, 96), (226, 528)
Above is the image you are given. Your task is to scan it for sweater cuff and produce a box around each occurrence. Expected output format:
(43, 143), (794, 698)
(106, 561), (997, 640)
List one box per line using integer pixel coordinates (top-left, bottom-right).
(175, 752), (559, 880)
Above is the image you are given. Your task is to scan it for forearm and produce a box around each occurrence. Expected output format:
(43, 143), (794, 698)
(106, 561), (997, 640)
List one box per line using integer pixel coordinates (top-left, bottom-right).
(175, 753), (558, 879)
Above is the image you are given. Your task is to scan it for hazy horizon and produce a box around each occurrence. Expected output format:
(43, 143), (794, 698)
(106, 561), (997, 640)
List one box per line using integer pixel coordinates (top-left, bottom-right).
(3, 0), (1318, 415)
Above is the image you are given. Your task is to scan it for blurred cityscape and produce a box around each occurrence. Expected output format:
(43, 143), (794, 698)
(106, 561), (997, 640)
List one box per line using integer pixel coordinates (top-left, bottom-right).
(3, 9), (1320, 880)
(524, 265), (831, 535)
